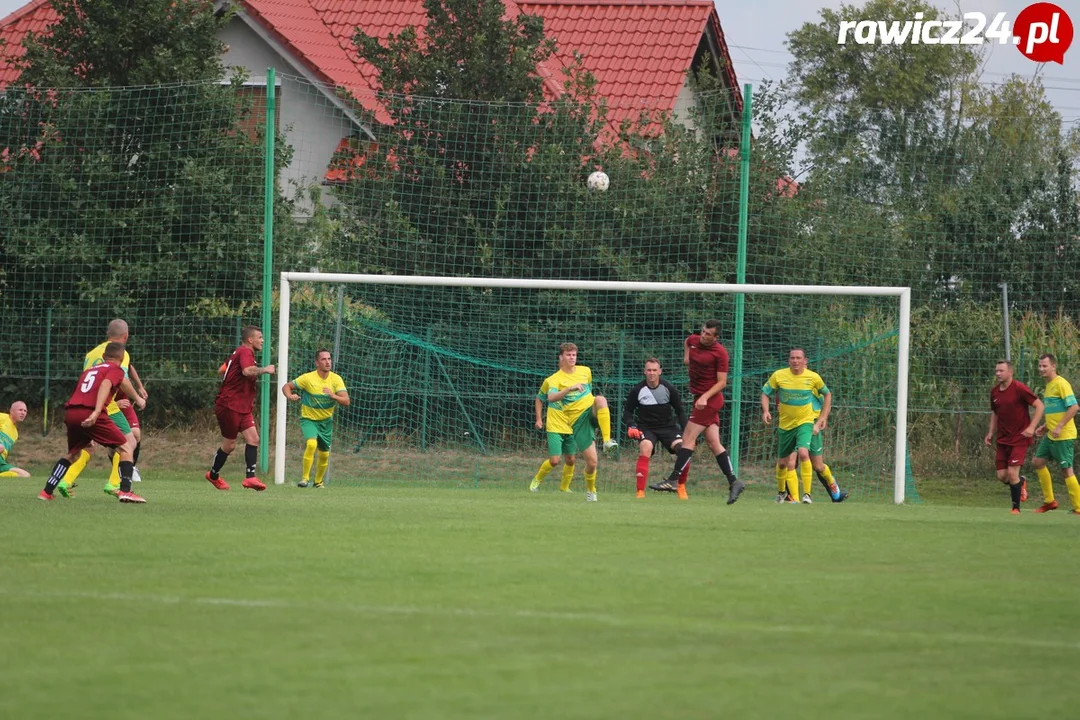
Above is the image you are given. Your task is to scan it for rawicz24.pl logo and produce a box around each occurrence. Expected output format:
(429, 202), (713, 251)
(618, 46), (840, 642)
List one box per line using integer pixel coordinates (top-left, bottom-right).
(836, 2), (1073, 63)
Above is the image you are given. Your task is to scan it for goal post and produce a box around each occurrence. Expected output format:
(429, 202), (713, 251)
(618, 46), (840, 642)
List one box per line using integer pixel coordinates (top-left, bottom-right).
(275, 273), (912, 503)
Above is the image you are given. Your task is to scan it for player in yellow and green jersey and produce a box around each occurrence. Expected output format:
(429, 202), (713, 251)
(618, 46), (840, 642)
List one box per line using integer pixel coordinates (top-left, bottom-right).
(530, 342), (615, 502)
(0, 400), (30, 477)
(761, 348), (830, 504)
(1032, 353), (1080, 514)
(281, 349), (350, 488)
(63, 320), (146, 496)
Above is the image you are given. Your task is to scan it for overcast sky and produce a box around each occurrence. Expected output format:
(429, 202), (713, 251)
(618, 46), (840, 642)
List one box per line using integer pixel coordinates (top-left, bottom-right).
(1, 0), (1077, 122)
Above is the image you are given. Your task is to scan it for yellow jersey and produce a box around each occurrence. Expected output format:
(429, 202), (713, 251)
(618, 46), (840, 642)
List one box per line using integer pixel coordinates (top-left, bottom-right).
(84, 341), (131, 416)
(763, 367), (829, 431)
(1042, 375), (1077, 441)
(0, 413), (17, 461)
(538, 366), (595, 434)
(292, 371), (347, 421)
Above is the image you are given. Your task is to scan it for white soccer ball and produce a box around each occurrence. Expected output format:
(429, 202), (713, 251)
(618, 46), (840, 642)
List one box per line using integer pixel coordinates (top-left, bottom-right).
(587, 170), (609, 192)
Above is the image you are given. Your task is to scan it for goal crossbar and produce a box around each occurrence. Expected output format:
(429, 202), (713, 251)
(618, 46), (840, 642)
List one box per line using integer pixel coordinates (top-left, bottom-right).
(275, 273), (912, 503)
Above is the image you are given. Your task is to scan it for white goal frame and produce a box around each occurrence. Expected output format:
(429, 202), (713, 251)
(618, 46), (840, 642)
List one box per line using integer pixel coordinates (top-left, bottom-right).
(275, 273), (912, 503)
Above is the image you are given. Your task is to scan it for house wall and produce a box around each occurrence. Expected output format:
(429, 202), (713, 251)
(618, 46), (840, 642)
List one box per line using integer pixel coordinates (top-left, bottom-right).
(672, 82), (698, 133)
(220, 16), (357, 215)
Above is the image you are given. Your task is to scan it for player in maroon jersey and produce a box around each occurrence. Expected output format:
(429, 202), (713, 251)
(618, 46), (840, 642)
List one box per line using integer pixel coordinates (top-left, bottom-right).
(650, 319), (746, 504)
(205, 326), (275, 491)
(38, 342), (146, 503)
(985, 359), (1044, 514)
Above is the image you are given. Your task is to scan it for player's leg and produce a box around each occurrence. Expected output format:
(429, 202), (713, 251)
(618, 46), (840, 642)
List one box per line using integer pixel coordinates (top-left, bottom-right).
(592, 396), (617, 452)
(653, 422), (702, 492)
(1058, 440), (1080, 512)
(0, 457), (30, 477)
(559, 454), (576, 492)
(207, 406), (237, 490)
(1032, 439), (1058, 512)
(122, 401), (142, 482)
(298, 418), (318, 487)
(582, 442), (599, 502)
(775, 428), (800, 502)
(113, 432), (144, 502)
(810, 441), (845, 502)
(1004, 462), (1023, 514)
(239, 420), (266, 491)
(635, 436), (655, 498)
(531, 431), (565, 491)
(570, 413), (598, 501)
(701, 408), (744, 503)
(313, 420), (332, 488)
(40, 410), (90, 499)
(104, 410), (132, 494)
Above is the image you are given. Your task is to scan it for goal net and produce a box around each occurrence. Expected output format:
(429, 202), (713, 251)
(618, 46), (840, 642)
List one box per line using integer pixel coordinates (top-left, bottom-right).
(275, 274), (915, 503)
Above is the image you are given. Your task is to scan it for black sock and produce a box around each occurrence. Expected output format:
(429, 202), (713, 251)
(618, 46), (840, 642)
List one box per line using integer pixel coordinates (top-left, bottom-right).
(245, 445), (258, 478)
(133, 442), (141, 466)
(119, 460), (134, 493)
(716, 451), (736, 483)
(210, 448), (229, 479)
(668, 447), (694, 483)
(1010, 482), (1022, 509)
(44, 458), (72, 494)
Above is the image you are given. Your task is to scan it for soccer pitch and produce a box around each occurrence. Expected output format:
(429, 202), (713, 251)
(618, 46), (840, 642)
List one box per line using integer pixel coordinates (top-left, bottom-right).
(1, 476), (1077, 719)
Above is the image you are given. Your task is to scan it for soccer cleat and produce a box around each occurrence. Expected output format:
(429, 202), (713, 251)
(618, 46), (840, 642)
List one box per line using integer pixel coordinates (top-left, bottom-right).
(205, 471), (230, 491)
(1019, 476), (1028, 503)
(677, 485), (689, 500)
(727, 480), (746, 505)
(649, 481), (677, 493)
(242, 477), (267, 491)
(103, 485), (119, 498)
(833, 491), (849, 503)
(828, 483), (841, 501)
(635, 490), (645, 499)
(1033, 501), (1059, 513)
(602, 439), (619, 453)
(585, 491), (597, 502)
(314, 482), (325, 489)
(775, 492), (787, 504)
(801, 493), (813, 504)
(298, 480), (310, 488)
(57, 481), (74, 498)
(37, 490), (54, 501)
(559, 487), (573, 494)
(784, 495), (799, 504)
(131, 467), (143, 483)
(118, 491), (146, 504)
(529, 478), (541, 492)
(1011, 508), (1021, 515)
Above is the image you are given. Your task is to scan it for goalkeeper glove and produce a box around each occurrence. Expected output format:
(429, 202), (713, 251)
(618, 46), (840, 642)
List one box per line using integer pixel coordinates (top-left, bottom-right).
(627, 426), (644, 440)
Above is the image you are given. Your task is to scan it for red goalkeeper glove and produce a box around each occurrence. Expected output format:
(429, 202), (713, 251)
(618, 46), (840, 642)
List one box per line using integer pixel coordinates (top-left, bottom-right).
(627, 426), (644, 440)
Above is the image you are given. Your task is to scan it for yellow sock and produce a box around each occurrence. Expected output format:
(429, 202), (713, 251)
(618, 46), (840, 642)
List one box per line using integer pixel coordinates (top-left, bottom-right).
(315, 451), (330, 485)
(818, 463), (836, 485)
(776, 464), (787, 492)
(560, 463), (575, 491)
(1065, 475), (1080, 511)
(302, 438), (317, 481)
(534, 459), (555, 485)
(1036, 466), (1055, 503)
(596, 407), (612, 443)
(800, 459), (813, 496)
(786, 468), (799, 500)
(67, 449), (91, 483)
(0, 470), (17, 477)
(108, 451), (121, 489)
(585, 469), (597, 493)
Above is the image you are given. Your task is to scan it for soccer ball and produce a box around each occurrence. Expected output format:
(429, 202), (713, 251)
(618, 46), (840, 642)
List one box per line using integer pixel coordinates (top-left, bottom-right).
(587, 170), (609, 192)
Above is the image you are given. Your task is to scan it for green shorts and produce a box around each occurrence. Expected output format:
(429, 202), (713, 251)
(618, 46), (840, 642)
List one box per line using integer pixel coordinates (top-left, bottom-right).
(108, 410), (132, 436)
(1035, 436), (1075, 469)
(777, 423), (814, 458)
(300, 417), (334, 452)
(0, 457), (14, 473)
(547, 412), (596, 457)
(809, 428), (824, 457)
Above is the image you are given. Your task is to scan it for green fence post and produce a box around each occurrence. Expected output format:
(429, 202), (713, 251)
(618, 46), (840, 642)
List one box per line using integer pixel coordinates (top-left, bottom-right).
(259, 66), (276, 473)
(730, 83), (752, 475)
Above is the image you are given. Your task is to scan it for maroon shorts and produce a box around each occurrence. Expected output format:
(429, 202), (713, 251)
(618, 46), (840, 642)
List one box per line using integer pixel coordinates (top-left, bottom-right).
(65, 407), (127, 453)
(121, 401), (140, 430)
(996, 442), (1029, 471)
(215, 404), (255, 440)
(689, 393), (724, 428)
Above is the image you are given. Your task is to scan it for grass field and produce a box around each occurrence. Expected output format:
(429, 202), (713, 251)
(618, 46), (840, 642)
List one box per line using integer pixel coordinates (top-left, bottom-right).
(2, 462), (1079, 720)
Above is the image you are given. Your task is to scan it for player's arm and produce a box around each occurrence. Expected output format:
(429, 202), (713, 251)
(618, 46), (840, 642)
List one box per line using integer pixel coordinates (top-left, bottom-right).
(326, 387), (350, 406)
(985, 410), (998, 447)
(129, 363), (148, 399)
(815, 390), (832, 432)
(534, 397), (545, 430)
(282, 381), (300, 401)
(622, 385), (639, 430)
(1051, 402), (1079, 439)
(760, 389), (773, 425)
(118, 376), (146, 410)
(683, 343), (690, 366)
(696, 371), (726, 407)
(243, 364), (274, 377)
(82, 378), (116, 426)
(548, 385), (582, 402)
(1025, 398), (1045, 437)
(667, 381), (688, 428)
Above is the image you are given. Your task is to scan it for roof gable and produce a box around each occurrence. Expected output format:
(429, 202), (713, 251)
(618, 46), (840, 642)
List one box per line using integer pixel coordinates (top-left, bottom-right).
(0, 0), (59, 87)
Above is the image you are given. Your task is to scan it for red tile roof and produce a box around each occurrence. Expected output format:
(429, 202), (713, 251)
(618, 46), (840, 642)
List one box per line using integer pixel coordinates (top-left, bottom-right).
(1, 0), (740, 127)
(0, 0), (58, 87)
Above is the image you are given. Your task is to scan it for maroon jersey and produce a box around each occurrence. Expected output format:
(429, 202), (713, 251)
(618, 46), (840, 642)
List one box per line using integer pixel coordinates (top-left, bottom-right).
(686, 334), (729, 396)
(216, 345), (259, 413)
(66, 362), (126, 409)
(991, 379), (1039, 446)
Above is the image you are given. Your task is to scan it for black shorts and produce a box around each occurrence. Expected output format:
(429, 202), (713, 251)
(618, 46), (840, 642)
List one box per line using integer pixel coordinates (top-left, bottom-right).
(641, 425), (683, 455)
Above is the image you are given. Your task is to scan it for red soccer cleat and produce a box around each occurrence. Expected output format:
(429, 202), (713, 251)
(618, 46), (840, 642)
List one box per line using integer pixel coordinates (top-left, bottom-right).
(37, 490), (54, 502)
(1010, 508), (1021, 515)
(1019, 476), (1029, 503)
(1033, 501), (1059, 513)
(242, 477), (267, 491)
(118, 491), (146, 504)
(205, 471), (230, 491)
